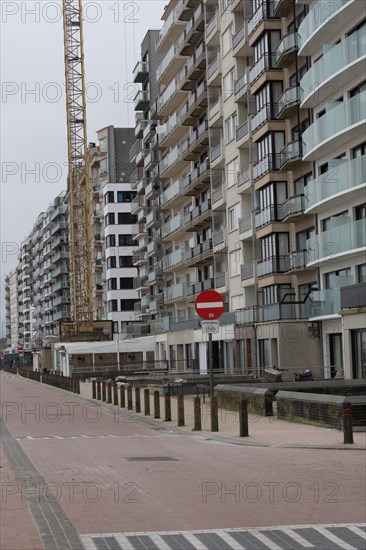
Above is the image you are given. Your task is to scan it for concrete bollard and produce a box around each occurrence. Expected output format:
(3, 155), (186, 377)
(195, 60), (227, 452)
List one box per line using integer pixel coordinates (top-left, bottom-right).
(102, 381), (106, 402)
(113, 383), (119, 406)
(107, 382), (113, 404)
(343, 401), (354, 444)
(96, 381), (101, 401)
(239, 398), (249, 437)
(144, 389), (150, 415)
(210, 396), (219, 432)
(154, 391), (160, 419)
(135, 387), (141, 413)
(177, 394), (185, 426)
(193, 396), (202, 431)
(164, 393), (171, 422)
(127, 385), (133, 410)
(120, 385), (126, 408)
(92, 380), (96, 400)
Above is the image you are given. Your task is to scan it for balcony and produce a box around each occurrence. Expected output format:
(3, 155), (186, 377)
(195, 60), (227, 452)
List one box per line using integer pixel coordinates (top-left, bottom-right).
(252, 154), (282, 181)
(150, 317), (170, 334)
(133, 61), (149, 83)
(134, 90), (150, 111)
(157, 43), (185, 86)
(159, 146), (185, 179)
(208, 100), (223, 125)
(133, 277), (148, 292)
(235, 303), (296, 325)
(298, 0), (359, 56)
(239, 215), (252, 235)
(302, 91), (366, 161)
(134, 118), (149, 139)
(255, 204), (283, 228)
(248, 2), (279, 39)
(282, 194), (305, 220)
(300, 26), (366, 108)
(302, 284), (354, 319)
(257, 255), (288, 277)
(145, 180), (160, 200)
(232, 24), (249, 57)
(241, 264), (254, 280)
(179, 42), (206, 89)
(277, 85), (300, 119)
(205, 11), (219, 40)
(305, 156), (366, 214)
(164, 282), (187, 302)
(284, 250), (308, 272)
(162, 247), (185, 271)
(184, 199), (211, 231)
(156, 6), (185, 54)
(273, 0), (293, 16)
(213, 230), (225, 247)
(185, 239), (213, 264)
(183, 160), (210, 196)
(212, 186), (223, 205)
(132, 251), (147, 266)
(280, 140), (303, 169)
(131, 223), (146, 240)
(234, 72), (248, 103)
(307, 218), (366, 267)
(160, 213), (184, 240)
(275, 32), (299, 68)
(211, 143), (221, 163)
(177, 3), (204, 56)
(236, 121), (249, 144)
(249, 53), (280, 86)
(215, 273), (226, 288)
(160, 179), (184, 208)
(144, 150), (160, 171)
(207, 55), (221, 85)
(237, 164), (252, 189)
(188, 278), (214, 297)
(251, 103), (280, 133)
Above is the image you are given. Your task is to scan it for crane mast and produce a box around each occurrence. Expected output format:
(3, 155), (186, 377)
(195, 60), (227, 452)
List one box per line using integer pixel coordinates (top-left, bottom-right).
(62, 0), (93, 332)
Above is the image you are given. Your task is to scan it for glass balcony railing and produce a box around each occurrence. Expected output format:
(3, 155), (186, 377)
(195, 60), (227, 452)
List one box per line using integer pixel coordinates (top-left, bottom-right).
(250, 53), (279, 84)
(307, 218), (366, 264)
(160, 213), (184, 239)
(257, 255), (288, 277)
(253, 154), (282, 180)
(298, 0), (349, 51)
(301, 279), (353, 318)
(163, 282), (186, 302)
(248, 2), (278, 36)
(305, 156), (366, 210)
(162, 247), (185, 270)
(300, 26), (366, 103)
(277, 85), (300, 116)
(160, 179), (184, 207)
(252, 103), (280, 132)
(302, 91), (366, 158)
(150, 317), (170, 334)
(282, 194), (305, 219)
(255, 204), (284, 227)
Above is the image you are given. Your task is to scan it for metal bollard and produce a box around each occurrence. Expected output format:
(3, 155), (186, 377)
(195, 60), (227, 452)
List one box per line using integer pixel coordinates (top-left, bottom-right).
(107, 382), (113, 404)
(193, 396), (202, 431)
(102, 381), (106, 402)
(210, 396), (219, 432)
(239, 398), (249, 437)
(135, 387), (141, 413)
(127, 385), (133, 410)
(76, 378), (80, 395)
(144, 389), (150, 415)
(343, 401), (354, 444)
(113, 383), (119, 406)
(154, 391), (160, 419)
(92, 380), (96, 400)
(96, 381), (101, 401)
(164, 392), (171, 422)
(120, 385), (126, 408)
(177, 394), (185, 426)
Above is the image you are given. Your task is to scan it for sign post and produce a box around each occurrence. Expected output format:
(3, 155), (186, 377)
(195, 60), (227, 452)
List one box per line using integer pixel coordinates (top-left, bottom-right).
(195, 290), (224, 399)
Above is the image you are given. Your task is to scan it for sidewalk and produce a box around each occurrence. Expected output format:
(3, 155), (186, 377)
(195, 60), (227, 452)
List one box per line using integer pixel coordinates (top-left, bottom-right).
(81, 383), (366, 449)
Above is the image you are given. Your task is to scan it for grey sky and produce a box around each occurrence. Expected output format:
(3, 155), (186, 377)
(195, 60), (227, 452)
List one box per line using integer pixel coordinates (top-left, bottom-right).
(0, 0), (166, 334)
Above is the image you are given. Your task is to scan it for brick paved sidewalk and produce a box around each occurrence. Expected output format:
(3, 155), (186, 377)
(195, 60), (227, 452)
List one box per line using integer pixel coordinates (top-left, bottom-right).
(81, 383), (366, 448)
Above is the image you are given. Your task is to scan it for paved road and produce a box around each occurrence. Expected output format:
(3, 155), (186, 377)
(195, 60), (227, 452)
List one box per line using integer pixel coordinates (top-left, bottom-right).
(1, 372), (365, 549)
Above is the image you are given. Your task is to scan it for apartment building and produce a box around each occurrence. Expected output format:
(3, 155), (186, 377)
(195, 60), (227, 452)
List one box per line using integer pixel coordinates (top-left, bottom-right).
(89, 126), (139, 335)
(5, 270), (18, 352)
(130, 0), (365, 379)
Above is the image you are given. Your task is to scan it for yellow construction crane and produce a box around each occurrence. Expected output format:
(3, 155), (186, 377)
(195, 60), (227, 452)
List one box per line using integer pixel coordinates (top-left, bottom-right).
(62, 0), (93, 336)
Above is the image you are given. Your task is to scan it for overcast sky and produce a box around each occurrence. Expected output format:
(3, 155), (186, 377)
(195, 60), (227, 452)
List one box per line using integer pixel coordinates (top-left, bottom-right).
(0, 0), (166, 335)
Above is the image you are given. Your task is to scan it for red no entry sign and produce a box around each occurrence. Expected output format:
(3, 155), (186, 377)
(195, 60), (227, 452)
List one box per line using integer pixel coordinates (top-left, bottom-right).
(18, 347), (24, 356)
(195, 289), (224, 320)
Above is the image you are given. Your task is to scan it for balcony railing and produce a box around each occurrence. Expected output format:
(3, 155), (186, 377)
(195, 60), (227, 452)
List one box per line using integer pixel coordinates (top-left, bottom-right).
(275, 32), (299, 66)
(252, 103), (280, 132)
(280, 140), (302, 168)
(277, 85), (300, 117)
(305, 156), (366, 211)
(298, 0), (349, 52)
(248, 2), (278, 36)
(236, 121), (249, 141)
(307, 218), (366, 265)
(239, 216), (252, 234)
(249, 53), (279, 84)
(257, 255), (288, 277)
(241, 264), (254, 280)
(213, 230), (225, 246)
(162, 247), (185, 270)
(300, 27), (366, 105)
(284, 250), (307, 271)
(215, 273), (226, 288)
(255, 204), (283, 227)
(160, 213), (184, 239)
(252, 154), (282, 180)
(211, 143), (221, 162)
(301, 281), (353, 319)
(160, 179), (184, 207)
(164, 282), (187, 302)
(282, 194), (305, 219)
(233, 25), (246, 49)
(302, 91), (366, 158)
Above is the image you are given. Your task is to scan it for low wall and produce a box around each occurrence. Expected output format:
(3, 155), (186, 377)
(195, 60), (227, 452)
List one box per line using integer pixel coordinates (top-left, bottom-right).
(215, 384), (274, 416)
(275, 391), (366, 429)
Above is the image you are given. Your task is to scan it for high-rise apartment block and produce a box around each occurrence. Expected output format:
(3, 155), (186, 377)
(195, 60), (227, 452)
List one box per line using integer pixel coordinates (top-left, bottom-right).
(131, 0), (366, 378)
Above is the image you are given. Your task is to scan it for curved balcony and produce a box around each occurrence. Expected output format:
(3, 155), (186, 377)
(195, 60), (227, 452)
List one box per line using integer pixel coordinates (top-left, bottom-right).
(305, 155), (366, 214)
(303, 91), (366, 161)
(275, 32), (299, 68)
(277, 85), (300, 119)
(300, 27), (366, 108)
(249, 53), (280, 86)
(280, 140), (303, 169)
(251, 103), (280, 134)
(307, 218), (366, 267)
(298, 0), (360, 56)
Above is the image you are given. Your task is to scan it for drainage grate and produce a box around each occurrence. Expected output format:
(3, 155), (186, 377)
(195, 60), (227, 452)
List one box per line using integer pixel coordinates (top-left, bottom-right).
(125, 456), (179, 462)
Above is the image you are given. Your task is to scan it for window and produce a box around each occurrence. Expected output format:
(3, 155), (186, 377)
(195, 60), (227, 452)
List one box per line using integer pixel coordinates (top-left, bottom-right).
(352, 142), (366, 158)
(296, 227), (314, 251)
(99, 138), (107, 152)
(350, 80), (366, 97)
(120, 299), (139, 311)
(117, 191), (136, 203)
(259, 339), (270, 370)
(231, 294), (244, 311)
(294, 173), (312, 195)
(261, 233), (289, 259)
(357, 264), (366, 283)
(289, 65), (307, 87)
(107, 234), (116, 248)
(108, 299), (118, 312)
(222, 24), (233, 56)
(105, 191), (114, 204)
(106, 212), (115, 225)
(113, 321), (119, 334)
(100, 158), (108, 174)
(325, 268), (351, 289)
(229, 250), (241, 277)
(120, 278), (134, 289)
(223, 68), (235, 98)
(118, 234), (135, 247)
(108, 278), (117, 290)
(119, 256), (133, 268)
(228, 203), (240, 231)
(225, 113), (237, 143)
(226, 158), (238, 188)
(355, 203), (366, 220)
(322, 211), (348, 231)
(107, 256), (116, 269)
(118, 213), (137, 224)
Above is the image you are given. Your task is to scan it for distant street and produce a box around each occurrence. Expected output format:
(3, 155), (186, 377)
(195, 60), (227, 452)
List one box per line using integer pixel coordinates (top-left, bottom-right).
(1, 372), (365, 549)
